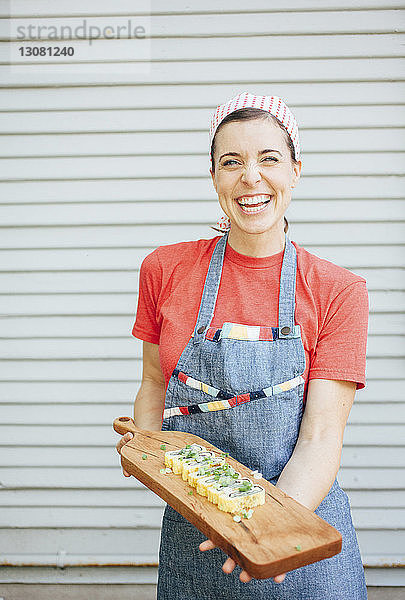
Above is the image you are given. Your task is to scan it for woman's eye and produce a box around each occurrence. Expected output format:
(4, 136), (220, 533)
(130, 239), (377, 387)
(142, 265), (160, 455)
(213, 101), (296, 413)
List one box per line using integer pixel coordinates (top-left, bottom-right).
(222, 157), (278, 166)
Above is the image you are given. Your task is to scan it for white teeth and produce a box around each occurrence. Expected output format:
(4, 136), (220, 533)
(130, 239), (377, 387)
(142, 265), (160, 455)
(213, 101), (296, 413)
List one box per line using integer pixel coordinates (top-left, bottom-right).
(237, 195), (272, 206)
(236, 194), (272, 213)
(239, 204), (267, 213)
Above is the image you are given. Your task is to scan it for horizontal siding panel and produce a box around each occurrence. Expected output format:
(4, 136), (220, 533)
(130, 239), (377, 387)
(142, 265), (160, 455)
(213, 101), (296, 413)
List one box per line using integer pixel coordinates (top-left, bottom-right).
(337, 403), (405, 425)
(2, 58), (403, 86)
(1, 445), (404, 469)
(0, 357), (401, 380)
(0, 401), (403, 426)
(0, 404), (135, 426)
(0, 379), (402, 403)
(0, 562), (403, 580)
(1, 506), (403, 529)
(1, 202), (404, 227)
(0, 268), (403, 294)
(1, 176), (403, 202)
(0, 268), (405, 292)
(0, 466), (161, 488)
(1, 153), (404, 180)
(342, 269), (404, 291)
(0, 528), (161, 556)
(5, 33), (405, 63)
(0, 554), (403, 575)
(0, 488), (163, 506)
(0, 292), (141, 314)
(3, 12), (404, 40)
(0, 334), (402, 359)
(0, 506), (163, 529)
(0, 566), (403, 583)
(343, 426), (405, 446)
(0, 423), (403, 447)
(348, 490), (405, 508)
(0, 561), (159, 575)
(1, 82), (404, 111)
(0, 248), (150, 270)
(352, 508), (404, 529)
(0, 290), (402, 316)
(4, 1), (405, 17)
(0, 381), (140, 402)
(0, 313), (403, 338)
(2, 128), (405, 158)
(0, 488), (403, 509)
(0, 245), (404, 271)
(1, 223), (403, 250)
(341, 468), (405, 490)
(1, 105), (404, 135)
(2, 269), (403, 295)
(342, 447), (405, 468)
(0, 466), (403, 488)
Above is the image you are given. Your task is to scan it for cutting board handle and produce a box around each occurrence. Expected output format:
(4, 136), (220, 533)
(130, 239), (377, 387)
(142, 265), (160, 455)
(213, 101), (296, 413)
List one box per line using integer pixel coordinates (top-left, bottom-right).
(113, 416), (143, 436)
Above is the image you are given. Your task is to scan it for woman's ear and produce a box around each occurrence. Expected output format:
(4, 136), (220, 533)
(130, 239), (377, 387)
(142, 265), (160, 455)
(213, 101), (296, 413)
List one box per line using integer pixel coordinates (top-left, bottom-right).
(210, 168), (217, 191)
(291, 160), (302, 188)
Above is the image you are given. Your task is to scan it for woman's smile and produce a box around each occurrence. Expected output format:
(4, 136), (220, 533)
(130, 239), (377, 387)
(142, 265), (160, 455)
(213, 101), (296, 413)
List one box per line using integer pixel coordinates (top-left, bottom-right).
(235, 193), (273, 214)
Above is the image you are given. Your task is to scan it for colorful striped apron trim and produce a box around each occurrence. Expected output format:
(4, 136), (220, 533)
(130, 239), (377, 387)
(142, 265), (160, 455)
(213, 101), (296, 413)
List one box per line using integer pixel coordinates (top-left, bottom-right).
(193, 323), (301, 342)
(163, 371), (305, 419)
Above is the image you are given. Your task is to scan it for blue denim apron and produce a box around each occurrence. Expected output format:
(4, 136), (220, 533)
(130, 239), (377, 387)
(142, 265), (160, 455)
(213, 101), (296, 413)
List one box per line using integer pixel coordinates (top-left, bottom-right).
(157, 232), (367, 600)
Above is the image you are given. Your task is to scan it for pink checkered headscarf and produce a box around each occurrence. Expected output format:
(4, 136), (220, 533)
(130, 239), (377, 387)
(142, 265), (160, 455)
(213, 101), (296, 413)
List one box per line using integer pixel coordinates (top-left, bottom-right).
(209, 91), (300, 232)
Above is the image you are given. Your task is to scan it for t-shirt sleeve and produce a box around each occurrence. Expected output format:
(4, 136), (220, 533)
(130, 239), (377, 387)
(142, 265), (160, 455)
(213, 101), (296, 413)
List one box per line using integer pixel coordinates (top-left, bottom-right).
(131, 249), (162, 344)
(308, 280), (369, 390)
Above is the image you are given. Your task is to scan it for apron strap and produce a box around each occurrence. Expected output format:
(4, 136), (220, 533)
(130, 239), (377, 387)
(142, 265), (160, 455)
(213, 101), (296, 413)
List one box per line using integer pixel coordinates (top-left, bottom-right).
(193, 232), (228, 344)
(278, 234), (297, 337)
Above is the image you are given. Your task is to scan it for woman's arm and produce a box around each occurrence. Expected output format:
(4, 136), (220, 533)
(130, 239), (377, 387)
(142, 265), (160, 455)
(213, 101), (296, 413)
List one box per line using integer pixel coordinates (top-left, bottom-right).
(134, 340), (166, 430)
(275, 378), (356, 510)
(200, 377), (357, 583)
(116, 341), (166, 474)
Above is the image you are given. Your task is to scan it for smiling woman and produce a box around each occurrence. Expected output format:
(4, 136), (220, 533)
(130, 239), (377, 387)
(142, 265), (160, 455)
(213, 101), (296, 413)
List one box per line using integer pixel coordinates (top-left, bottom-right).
(209, 113), (301, 257)
(117, 91), (369, 600)
(210, 97), (300, 241)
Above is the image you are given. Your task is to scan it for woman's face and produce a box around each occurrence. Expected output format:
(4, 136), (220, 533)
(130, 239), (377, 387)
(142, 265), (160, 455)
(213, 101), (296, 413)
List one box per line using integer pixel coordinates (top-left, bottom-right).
(210, 118), (301, 238)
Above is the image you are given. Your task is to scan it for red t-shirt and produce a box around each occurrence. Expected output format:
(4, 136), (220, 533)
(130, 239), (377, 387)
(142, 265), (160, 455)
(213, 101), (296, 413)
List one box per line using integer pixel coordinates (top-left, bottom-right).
(132, 235), (369, 401)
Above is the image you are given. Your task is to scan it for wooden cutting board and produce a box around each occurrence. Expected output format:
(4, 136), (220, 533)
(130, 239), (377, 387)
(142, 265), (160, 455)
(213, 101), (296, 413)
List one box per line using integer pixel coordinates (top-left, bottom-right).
(113, 416), (342, 579)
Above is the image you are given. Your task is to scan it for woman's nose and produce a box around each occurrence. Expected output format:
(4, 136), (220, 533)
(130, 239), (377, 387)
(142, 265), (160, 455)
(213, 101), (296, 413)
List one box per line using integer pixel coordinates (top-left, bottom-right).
(241, 163), (262, 185)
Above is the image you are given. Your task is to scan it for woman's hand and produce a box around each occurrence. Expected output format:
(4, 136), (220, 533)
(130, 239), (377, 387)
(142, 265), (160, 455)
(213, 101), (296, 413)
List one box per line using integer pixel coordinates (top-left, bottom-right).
(199, 539), (287, 584)
(115, 431), (134, 477)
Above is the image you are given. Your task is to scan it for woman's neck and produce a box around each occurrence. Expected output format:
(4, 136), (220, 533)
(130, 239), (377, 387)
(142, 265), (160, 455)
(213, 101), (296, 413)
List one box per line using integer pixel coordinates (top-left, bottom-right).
(226, 223), (286, 258)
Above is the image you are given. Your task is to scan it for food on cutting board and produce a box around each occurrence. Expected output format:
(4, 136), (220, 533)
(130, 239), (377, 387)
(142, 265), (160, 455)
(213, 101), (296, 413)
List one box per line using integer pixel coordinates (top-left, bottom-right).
(163, 443), (265, 519)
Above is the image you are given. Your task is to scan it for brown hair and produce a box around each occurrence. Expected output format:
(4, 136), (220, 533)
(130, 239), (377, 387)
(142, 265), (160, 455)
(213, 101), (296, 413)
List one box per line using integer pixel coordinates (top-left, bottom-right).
(210, 108), (299, 234)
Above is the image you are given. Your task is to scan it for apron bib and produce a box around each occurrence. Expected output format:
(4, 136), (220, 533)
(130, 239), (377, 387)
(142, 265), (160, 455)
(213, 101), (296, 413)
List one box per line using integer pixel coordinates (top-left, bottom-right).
(157, 232), (367, 600)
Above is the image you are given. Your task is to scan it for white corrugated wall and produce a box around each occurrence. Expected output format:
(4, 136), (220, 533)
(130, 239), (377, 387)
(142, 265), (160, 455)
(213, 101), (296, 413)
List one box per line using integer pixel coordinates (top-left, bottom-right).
(0, 0), (404, 589)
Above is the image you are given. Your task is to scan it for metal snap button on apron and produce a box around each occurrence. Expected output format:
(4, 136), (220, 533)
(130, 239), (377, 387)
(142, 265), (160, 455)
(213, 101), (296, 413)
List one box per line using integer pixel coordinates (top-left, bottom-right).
(197, 326), (205, 334)
(281, 326), (291, 335)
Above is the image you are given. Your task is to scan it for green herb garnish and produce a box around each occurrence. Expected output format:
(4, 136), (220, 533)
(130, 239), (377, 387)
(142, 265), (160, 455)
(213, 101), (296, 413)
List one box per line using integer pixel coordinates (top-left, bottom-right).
(142, 454), (147, 460)
(295, 545), (302, 551)
(238, 480), (253, 492)
(160, 444), (166, 450)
